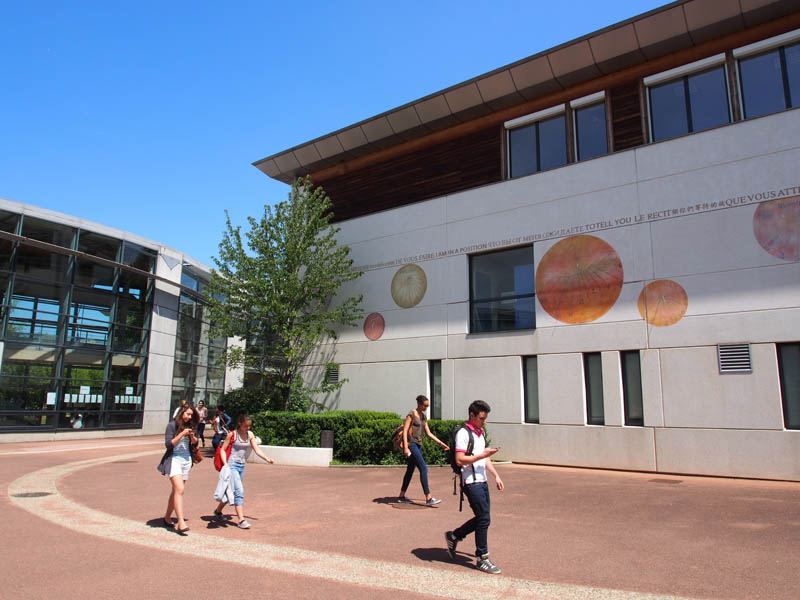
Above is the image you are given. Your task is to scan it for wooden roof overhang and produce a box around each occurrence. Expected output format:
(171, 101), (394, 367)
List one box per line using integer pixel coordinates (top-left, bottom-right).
(254, 0), (800, 220)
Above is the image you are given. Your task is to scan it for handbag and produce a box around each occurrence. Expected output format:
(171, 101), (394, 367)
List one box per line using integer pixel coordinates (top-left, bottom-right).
(190, 443), (203, 465)
(214, 433), (234, 471)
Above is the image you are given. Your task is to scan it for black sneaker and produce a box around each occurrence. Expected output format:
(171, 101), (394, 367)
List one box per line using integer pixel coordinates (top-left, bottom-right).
(476, 554), (501, 574)
(445, 531), (459, 560)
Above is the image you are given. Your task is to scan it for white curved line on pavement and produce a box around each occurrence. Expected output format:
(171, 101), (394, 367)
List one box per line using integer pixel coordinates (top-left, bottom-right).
(7, 450), (692, 600)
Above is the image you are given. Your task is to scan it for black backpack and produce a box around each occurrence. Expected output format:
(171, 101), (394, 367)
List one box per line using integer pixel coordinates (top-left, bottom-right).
(448, 424), (475, 511)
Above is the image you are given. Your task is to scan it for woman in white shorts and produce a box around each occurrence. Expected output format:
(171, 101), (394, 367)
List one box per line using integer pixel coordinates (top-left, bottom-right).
(157, 403), (198, 535)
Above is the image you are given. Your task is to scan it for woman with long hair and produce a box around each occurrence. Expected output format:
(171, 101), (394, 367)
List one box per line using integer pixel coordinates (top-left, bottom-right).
(398, 394), (449, 506)
(195, 400), (208, 447)
(213, 414), (274, 529)
(157, 403), (199, 535)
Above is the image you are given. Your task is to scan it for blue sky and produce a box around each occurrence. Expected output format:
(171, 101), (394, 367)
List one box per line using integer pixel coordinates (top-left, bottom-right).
(1, 1), (666, 267)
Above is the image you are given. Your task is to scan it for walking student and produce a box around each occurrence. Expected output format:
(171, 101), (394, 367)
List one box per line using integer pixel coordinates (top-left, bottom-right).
(195, 400), (208, 447)
(157, 402), (199, 535)
(445, 400), (504, 574)
(211, 405), (231, 450)
(398, 395), (449, 506)
(214, 414), (274, 529)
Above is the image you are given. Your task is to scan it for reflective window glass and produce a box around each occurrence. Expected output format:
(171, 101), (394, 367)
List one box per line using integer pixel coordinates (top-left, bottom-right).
(0, 238), (13, 271)
(0, 376), (56, 410)
(584, 352), (604, 425)
(739, 49), (786, 119)
(650, 79), (689, 141)
(116, 296), (147, 329)
(523, 356), (539, 424)
(14, 244), (70, 281)
(118, 270), (149, 300)
(21, 216), (75, 249)
(538, 115), (567, 171)
(58, 411), (101, 429)
(688, 68), (730, 132)
(787, 43), (800, 106)
(122, 242), (156, 273)
(508, 124), (538, 179)
(68, 288), (113, 347)
(113, 324), (148, 354)
(0, 210), (19, 234)
(74, 259), (116, 290)
(181, 271), (199, 291)
(78, 230), (120, 261)
(777, 342), (800, 429)
(621, 350), (644, 426)
(470, 246), (535, 332)
(575, 102), (608, 161)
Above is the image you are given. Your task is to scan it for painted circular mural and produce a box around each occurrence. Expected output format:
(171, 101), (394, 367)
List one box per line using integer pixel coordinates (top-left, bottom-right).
(535, 234), (624, 324)
(363, 312), (385, 340)
(637, 280), (688, 327)
(391, 264), (427, 308)
(752, 196), (800, 262)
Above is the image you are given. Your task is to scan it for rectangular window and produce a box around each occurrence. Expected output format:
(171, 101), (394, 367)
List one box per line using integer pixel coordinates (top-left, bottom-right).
(646, 56), (731, 142)
(621, 350), (644, 426)
(738, 42), (800, 119)
(777, 343), (800, 430)
(469, 246), (535, 333)
(523, 356), (539, 424)
(584, 352), (604, 425)
(507, 106), (567, 178)
(573, 99), (608, 161)
(429, 360), (441, 419)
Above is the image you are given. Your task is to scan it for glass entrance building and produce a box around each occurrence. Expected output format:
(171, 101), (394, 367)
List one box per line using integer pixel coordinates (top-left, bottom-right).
(0, 198), (230, 437)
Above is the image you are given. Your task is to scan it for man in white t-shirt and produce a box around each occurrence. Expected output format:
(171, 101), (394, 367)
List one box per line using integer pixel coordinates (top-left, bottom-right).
(445, 400), (504, 574)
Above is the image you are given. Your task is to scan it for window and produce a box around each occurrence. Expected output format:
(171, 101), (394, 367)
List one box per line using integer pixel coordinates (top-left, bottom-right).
(469, 246), (535, 333)
(646, 55), (731, 142)
(523, 356), (539, 424)
(736, 32), (800, 119)
(506, 106), (567, 178)
(572, 93), (608, 161)
(777, 343), (800, 430)
(621, 350), (643, 426)
(429, 360), (441, 419)
(584, 352), (604, 425)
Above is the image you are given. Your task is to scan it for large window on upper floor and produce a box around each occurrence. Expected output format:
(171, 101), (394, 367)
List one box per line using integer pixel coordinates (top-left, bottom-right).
(506, 105), (567, 178)
(469, 246), (535, 333)
(645, 54), (731, 143)
(735, 29), (800, 120)
(506, 93), (608, 179)
(572, 92), (608, 161)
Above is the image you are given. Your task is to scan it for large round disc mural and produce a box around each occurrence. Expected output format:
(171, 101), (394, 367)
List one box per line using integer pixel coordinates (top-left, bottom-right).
(535, 234), (624, 324)
(753, 196), (800, 261)
(391, 264), (427, 308)
(363, 312), (385, 340)
(637, 280), (688, 327)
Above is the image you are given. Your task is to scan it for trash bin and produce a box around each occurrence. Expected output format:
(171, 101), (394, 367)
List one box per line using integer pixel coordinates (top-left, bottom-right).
(321, 429), (334, 449)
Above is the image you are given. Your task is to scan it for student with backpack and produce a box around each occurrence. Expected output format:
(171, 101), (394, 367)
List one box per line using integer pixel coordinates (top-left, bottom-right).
(445, 400), (504, 574)
(397, 395), (449, 506)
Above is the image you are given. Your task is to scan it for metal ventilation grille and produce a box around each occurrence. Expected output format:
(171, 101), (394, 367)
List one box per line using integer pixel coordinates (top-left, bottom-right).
(717, 344), (752, 373)
(326, 366), (339, 384)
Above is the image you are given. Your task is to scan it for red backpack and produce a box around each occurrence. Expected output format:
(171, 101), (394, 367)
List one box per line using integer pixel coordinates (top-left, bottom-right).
(214, 433), (233, 471)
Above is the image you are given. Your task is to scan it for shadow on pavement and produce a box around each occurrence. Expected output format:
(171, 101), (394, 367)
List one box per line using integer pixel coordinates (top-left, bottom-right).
(372, 496), (431, 510)
(411, 547), (473, 569)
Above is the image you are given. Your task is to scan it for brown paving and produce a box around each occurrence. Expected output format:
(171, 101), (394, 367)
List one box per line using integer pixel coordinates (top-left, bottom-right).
(2, 436), (799, 599)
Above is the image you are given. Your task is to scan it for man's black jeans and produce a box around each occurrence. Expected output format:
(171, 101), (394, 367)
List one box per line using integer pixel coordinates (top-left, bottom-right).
(453, 480), (491, 556)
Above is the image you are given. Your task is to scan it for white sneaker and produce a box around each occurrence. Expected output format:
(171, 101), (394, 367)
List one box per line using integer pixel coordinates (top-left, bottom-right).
(238, 520), (251, 529)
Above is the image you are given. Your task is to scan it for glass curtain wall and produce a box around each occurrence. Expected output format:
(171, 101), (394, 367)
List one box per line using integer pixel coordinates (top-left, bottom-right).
(0, 210), (155, 431)
(170, 270), (226, 414)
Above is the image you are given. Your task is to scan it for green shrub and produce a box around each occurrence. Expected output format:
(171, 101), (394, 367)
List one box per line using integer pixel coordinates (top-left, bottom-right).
(246, 409), (483, 465)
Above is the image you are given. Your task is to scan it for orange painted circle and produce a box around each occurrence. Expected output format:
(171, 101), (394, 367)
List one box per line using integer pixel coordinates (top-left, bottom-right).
(363, 312), (385, 340)
(535, 234), (624, 324)
(753, 195), (800, 261)
(637, 280), (688, 327)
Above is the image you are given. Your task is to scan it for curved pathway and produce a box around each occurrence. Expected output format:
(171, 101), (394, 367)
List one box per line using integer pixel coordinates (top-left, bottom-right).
(8, 448), (688, 600)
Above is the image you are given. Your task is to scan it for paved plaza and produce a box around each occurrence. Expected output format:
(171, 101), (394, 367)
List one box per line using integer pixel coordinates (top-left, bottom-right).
(1, 435), (798, 600)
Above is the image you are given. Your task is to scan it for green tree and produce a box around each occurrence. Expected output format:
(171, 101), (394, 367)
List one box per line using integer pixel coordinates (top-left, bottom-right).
(206, 177), (363, 411)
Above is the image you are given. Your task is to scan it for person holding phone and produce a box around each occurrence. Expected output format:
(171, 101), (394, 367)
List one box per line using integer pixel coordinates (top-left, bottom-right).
(445, 400), (504, 574)
(157, 403), (199, 535)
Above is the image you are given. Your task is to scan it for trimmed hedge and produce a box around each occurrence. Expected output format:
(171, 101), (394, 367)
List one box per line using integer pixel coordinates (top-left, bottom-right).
(250, 410), (482, 465)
